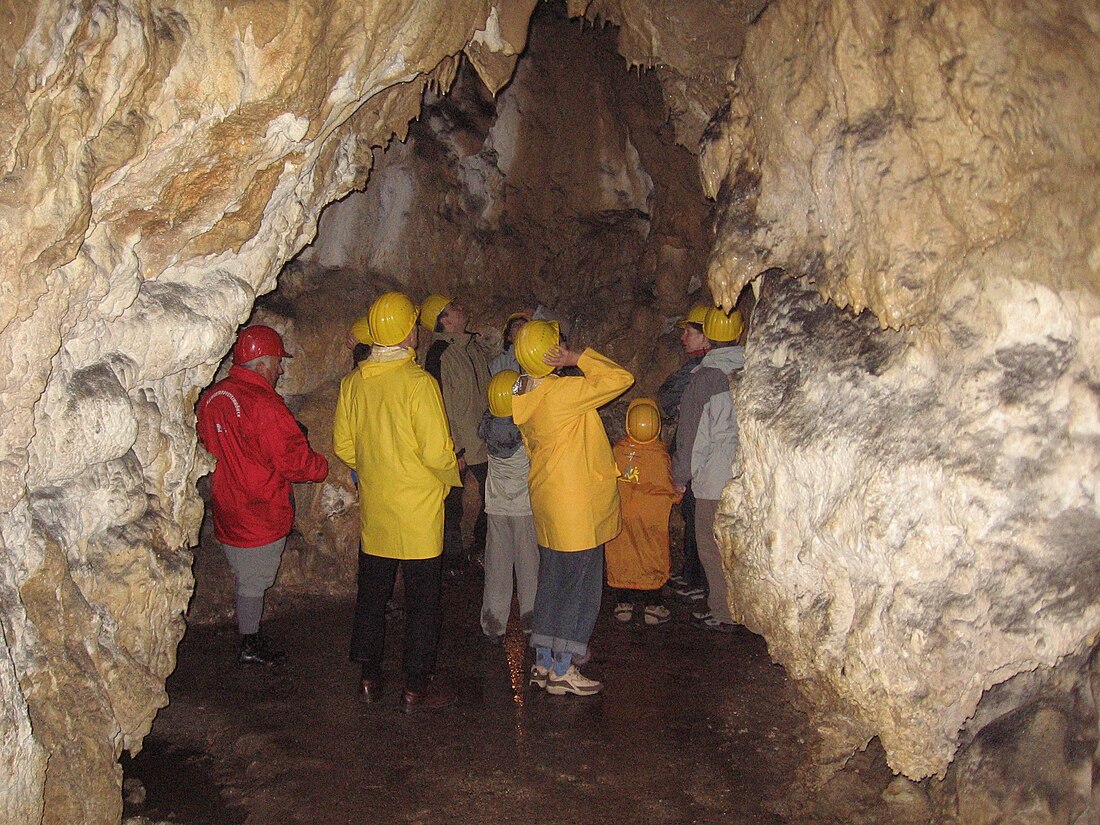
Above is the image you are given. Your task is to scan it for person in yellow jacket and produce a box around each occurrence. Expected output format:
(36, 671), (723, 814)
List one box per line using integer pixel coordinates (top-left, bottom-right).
(511, 320), (633, 696)
(606, 398), (682, 626)
(333, 292), (461, 713)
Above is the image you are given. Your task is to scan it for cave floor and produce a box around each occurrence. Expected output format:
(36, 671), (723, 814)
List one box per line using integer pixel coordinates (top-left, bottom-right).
(124, 569), (914, 825)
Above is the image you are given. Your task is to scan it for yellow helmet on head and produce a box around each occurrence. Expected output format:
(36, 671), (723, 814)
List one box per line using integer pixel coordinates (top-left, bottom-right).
(369, 292), (419, 347)
(514, 320), (560, 378)
(420, 294), (452, 331)
(487, 370), (520, 417)
(626, 398), (661, 443)
(676, 305), (710, 329)
(703, 306), (743, 343)
(349, 315), (373, 346)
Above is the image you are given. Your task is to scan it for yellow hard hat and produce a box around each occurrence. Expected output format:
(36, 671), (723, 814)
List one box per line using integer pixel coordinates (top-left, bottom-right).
(349, 315), (373, 346)
(626, 398), (661, 443)
(420, 294), (452, 331)
(487, 370), (520, 417)
(676, 305), (710, 329)
(703, 306), (743, 343)
(369, 292), (419, 347)
(514, 320), (560, 378)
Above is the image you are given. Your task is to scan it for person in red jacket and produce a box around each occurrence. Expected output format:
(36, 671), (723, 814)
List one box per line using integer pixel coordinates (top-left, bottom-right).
(197, 325), (329, 665)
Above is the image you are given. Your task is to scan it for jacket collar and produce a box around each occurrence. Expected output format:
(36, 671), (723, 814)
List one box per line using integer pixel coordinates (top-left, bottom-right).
(700, 345), (745, 373)
(229, 364), (276, 392)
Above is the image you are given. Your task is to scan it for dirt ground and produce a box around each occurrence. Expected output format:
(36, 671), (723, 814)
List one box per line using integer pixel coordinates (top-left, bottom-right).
(121, 551), (934, 825)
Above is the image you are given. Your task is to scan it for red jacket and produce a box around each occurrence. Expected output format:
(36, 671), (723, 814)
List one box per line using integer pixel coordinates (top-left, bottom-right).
(197, 366), (328, 547)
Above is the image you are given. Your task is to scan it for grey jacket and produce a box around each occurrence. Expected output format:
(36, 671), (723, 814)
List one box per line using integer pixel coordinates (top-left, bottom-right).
(672, 345), (745, 500)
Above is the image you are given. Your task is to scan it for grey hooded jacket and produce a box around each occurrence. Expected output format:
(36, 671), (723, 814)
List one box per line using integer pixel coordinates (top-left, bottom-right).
(671, 345), (745, 500)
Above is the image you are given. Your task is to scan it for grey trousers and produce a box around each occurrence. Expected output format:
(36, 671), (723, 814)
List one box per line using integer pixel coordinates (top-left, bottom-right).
(221, 537), (286, 634)
(480, 513), (539, 638)
(694, 499), (733, 623)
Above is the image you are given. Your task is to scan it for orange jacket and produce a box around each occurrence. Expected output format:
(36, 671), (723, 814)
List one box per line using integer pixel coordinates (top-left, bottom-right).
(605, 437), (681, 590)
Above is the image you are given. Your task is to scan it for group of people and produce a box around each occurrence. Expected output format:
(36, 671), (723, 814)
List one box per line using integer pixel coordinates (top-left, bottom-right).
(196, 289), (747, 712)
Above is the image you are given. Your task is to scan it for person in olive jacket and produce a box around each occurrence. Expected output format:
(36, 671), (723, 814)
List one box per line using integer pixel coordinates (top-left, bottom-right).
(512, 320), (633, 697)
(333, 292), (461, 712)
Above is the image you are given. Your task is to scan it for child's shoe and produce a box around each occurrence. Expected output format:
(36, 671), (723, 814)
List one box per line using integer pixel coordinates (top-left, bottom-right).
(643, 604), (671, 625)
(613, 602), (634, 622)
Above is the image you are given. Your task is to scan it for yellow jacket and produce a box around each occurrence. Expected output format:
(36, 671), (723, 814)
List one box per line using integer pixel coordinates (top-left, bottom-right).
(512, 349), (634, 551)
(333, 349), (461, 559)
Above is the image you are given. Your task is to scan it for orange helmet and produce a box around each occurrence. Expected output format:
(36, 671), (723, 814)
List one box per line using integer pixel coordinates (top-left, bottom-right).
(233, 325), (290, 364)
(625, 398), (661, 443)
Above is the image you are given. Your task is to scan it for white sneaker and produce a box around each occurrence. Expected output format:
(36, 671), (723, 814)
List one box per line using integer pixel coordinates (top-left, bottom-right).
(529, 664), (550, 689)
(546, 665), (603, 696)
(643, 604), (671, 625)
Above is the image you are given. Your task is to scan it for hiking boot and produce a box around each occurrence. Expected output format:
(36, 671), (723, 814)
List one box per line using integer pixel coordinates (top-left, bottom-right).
(643, 604), (671, 625)
(529, 664), (550, 689)
(399, 682), (456, 713)
(613, 602), (634, 622)
(545, 665), (603, 697)
(239, 633), (285, 666)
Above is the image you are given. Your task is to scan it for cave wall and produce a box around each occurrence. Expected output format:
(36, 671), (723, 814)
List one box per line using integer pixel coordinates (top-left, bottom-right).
(0, 2), (539, 822)
(698, 0), (1100, 809)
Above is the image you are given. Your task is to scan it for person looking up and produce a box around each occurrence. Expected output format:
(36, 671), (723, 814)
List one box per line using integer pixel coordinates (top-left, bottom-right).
(421, 294), (492, 572)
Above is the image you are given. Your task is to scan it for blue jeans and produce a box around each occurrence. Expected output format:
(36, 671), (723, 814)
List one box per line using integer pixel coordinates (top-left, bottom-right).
(529, 544), (604, 657)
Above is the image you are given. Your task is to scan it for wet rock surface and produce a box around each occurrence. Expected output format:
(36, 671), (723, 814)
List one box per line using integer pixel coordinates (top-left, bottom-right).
(125, 566), (909, 825)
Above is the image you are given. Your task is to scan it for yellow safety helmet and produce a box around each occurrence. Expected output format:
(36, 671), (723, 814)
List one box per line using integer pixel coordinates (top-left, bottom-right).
(514, 320), (560, 378)
(703, 306), (744, 343)
(349, 315), (373, 346)
(420, 294), (452, 331)
(487, 369), (520, 417)
(501, 311), (531, 339)
(676, 305), (710, 329)
(626, 398), (661, 443)
(369, 291), (419, 347)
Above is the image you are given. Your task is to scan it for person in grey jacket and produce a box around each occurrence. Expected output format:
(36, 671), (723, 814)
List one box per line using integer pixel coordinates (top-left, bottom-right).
(672, 306), (746, 632)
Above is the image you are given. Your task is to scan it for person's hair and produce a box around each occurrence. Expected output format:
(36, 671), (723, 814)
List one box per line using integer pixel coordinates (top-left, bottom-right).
(352, 343), (372, 366)
(434, 313), (446, 334)
(241, 354), (279, 371)
(505, 317), (526, 344)
(685, 322), (704, 333)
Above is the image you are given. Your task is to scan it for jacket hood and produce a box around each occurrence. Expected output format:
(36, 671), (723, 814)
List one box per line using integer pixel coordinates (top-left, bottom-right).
(700, 345), (745, 374)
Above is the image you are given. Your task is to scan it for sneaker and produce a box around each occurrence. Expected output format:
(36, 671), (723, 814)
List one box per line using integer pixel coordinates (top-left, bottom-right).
(693, 613), (737, 633)
(613, 602), (634, 622)
(691, 609), (712, 621)
(529, 664), (550, 689)
(668, 574), (689, 588)
(669, 581), (706, 600)
(546, 665), (603, 696)
(643, 605), (671, 625)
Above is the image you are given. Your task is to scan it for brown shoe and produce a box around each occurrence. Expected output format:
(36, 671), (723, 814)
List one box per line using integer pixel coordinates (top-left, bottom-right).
(358, 678), (384, 704)
(399, 682), (456, 713)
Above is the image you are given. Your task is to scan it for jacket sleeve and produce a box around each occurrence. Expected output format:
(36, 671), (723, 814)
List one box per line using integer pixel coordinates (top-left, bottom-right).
(672, 372), (706, 487)
(570, 349), (634, 411)
(639, 449), (683, 501)
(332, 375), (356, 470)
(260, 396), (329, 483)
(657, 360), (694, 421)
(411, 374), (462, 488)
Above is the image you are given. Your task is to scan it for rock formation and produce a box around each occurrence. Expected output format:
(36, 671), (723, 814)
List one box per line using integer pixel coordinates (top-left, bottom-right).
(2, 0), (1099, 822)
(700, 0), (1100, 819)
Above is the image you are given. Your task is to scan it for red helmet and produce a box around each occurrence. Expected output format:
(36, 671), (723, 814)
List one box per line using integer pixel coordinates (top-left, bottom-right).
(232, 325), (291, 364)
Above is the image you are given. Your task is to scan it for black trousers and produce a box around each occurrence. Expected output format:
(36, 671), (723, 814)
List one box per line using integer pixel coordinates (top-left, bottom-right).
(679, 485), (706, 588)
(442, 462), (488, 559)
(350, 552), (442, 692)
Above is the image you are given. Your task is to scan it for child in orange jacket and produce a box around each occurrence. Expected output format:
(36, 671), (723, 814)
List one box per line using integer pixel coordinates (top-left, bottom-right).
(606, 398), (683, 625)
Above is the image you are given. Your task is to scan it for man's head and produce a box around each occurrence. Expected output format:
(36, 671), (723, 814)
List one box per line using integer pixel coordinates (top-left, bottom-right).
(241, 354), (285, 387)
(233, 326), (291, 386)
(676, 305), (710, 354)
(502, 312), (530, 346)
(437, 301), (467, 334)
(420, 294), (455, 333)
